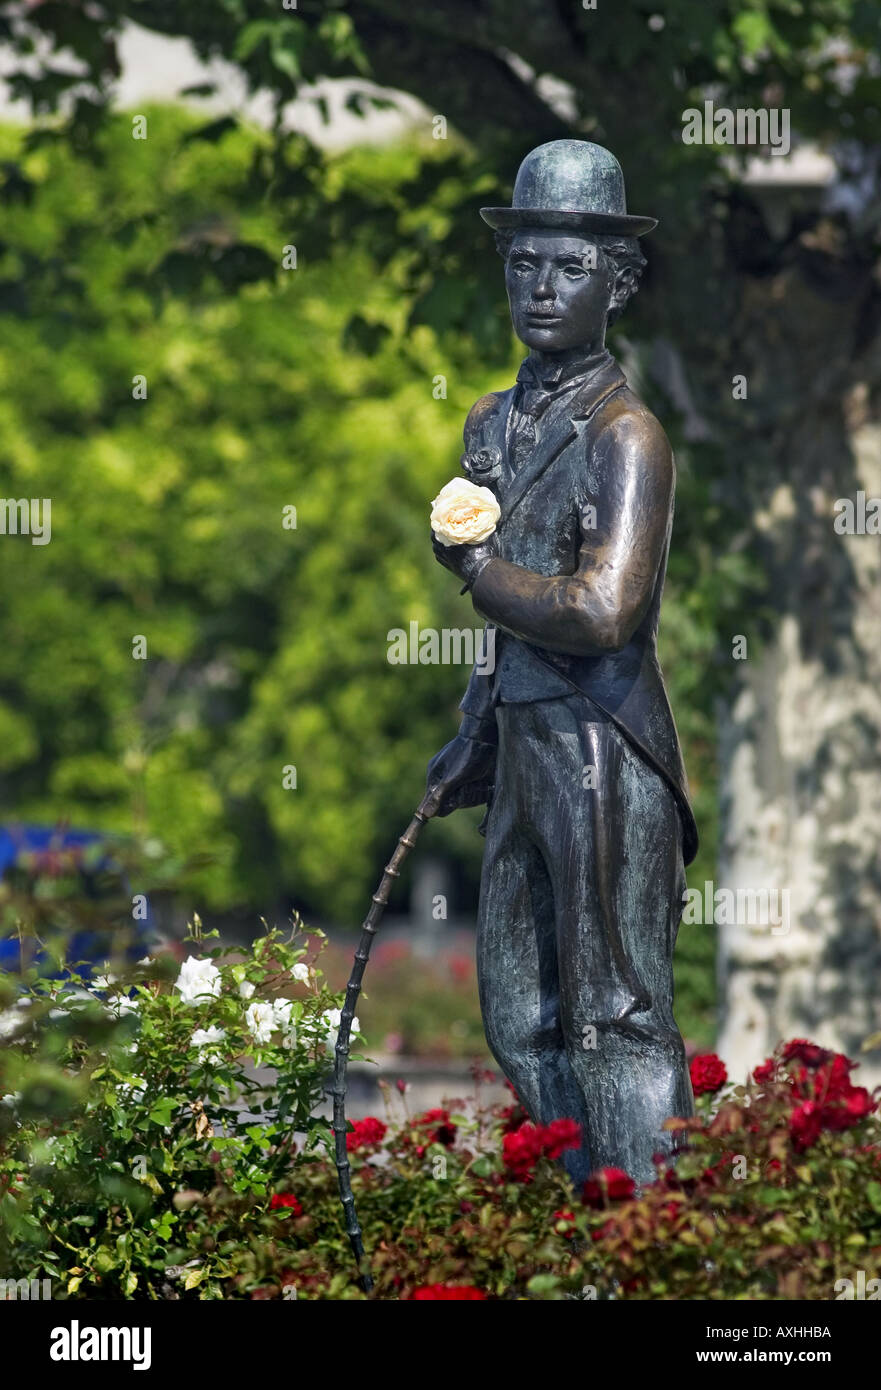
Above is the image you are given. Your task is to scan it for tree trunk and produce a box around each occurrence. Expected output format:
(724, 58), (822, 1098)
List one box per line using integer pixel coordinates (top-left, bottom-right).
(716, 221), (881, 1081)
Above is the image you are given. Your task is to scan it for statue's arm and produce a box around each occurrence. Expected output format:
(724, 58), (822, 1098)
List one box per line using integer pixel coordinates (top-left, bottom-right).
(470, 410), (674, 658)
(424, 654), (497, 816)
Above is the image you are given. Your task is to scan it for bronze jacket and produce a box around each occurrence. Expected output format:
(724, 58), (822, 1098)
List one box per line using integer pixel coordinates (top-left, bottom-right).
(456, 352), (698, 865)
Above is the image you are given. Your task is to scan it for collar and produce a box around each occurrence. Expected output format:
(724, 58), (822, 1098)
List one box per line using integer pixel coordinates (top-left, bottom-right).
(516, 347), (612, 394)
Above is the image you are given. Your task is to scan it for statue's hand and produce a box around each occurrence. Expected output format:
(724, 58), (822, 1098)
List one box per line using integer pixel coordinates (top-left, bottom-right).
(432, 531), (498, 587)
(423, 734), (495, 818)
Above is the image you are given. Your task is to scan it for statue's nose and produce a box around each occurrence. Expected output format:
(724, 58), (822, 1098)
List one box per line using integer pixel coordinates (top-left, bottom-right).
(533, 271), (555, 300)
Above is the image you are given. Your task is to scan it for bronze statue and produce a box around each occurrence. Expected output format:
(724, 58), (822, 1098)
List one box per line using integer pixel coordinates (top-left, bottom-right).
(426, 140), (698, 1187)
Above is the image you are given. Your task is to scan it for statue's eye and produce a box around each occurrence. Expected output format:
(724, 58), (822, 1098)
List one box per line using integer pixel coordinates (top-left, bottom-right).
(563, 264), (587, 278)
(510, 260), (533, 273)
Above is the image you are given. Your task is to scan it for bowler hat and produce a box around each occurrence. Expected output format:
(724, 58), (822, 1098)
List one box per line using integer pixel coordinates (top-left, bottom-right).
(480, 139), (656, 238)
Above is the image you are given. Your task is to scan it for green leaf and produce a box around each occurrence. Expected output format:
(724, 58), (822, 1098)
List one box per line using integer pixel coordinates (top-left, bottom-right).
(526, 1273), (561, 1297)
(148, 1097), (178, 1126)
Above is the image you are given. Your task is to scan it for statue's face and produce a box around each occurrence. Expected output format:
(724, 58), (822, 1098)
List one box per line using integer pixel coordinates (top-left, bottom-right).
(505, 229), (614, 354)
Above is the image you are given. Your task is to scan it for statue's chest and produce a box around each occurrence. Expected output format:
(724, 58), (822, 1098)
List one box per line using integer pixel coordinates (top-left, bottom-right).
(497, 450), (596, 575)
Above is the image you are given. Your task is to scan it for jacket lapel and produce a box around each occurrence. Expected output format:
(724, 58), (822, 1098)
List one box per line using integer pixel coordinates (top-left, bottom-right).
(499, 358), (627, 527)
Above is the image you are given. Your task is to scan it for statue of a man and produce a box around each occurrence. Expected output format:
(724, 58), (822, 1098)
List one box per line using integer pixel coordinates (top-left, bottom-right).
(426, 140), (698, 1186)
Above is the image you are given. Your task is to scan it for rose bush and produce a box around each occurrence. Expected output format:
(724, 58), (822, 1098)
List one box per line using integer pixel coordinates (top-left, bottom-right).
(0, 918), (354, 1298)
(2, 902), (880, 1300)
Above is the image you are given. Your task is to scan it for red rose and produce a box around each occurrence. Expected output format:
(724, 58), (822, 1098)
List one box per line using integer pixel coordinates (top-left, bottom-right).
(545, 1117), (581, 1158)
(583, 1167), (636, 1207)
(409, 1284), (487, 1300)
(789, 1100), (824, 1150)
(818, 1052), (855, 1098)
(752, 1058), (776, 1084)
(690, 1053), (728, 1097)
(797, 1052), (877, 1135)
(413, 1107), (457, 1148)
(346, 1116), (387, 1151)
(502, 1118), (581, 1181)
(819, 1082), (874, 1132)
(782, 1038), (831, 1069)
(269, 1193), (303, 1215)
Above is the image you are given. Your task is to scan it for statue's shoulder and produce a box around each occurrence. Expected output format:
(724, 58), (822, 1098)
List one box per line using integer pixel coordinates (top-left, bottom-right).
(593, 385), (674, 478)
(463, 389), (511, 442)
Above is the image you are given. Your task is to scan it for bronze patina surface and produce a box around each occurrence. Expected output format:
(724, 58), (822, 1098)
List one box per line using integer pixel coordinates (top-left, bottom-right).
(427, 140), (697, 1186)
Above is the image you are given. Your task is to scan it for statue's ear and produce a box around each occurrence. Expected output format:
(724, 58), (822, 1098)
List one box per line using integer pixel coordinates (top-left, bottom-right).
(610, 264), (637, 315)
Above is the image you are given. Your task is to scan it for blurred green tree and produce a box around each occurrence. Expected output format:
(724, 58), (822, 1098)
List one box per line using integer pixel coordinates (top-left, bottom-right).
(0, 110), (722, 1041)
(0, 112), (509, 916)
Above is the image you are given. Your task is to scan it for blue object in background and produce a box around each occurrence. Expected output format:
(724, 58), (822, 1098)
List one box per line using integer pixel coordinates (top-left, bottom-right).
(0, 823), (155, 976)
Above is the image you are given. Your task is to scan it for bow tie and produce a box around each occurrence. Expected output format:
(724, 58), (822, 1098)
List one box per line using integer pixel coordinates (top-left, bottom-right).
(515, 350), (611, 415)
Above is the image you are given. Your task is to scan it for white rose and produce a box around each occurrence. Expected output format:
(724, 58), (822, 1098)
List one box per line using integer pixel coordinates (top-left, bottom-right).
(191, 1026), (226, 1064)
(273, 999), (299, 1049)
(0, 1009), (24, 1041)
(321, 1007), (359, 1051)
(175, 956), (222, 1005)
(272, 998), (296, 1036)
(430, 478), (500, 547)
(246, 1000), (275, 1045)
(238, 980), (256, 1000)
(291, 963), (311, 984)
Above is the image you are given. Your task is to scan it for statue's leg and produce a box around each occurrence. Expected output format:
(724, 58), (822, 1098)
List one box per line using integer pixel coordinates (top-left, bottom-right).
(475, 704), (588, 1136)
(528, 700), (694, 1188)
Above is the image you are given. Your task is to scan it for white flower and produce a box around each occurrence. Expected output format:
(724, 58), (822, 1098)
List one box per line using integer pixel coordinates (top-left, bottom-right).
(48, 987), (95, 1019)
(238, 980), (256, 1000)
(245, 1000), (275, 1045)
(190, 1025), (226, 1064)
(0, 1011), (22, 1041)
(430, 477), (500, 547)
(175, 956), (222, 1005)
(0, 1092), (21, 1108)
(291, 963), (311, 984)
(106, 991), (140, 1018)
(321, 1007), (359, 1051)
(271, 998), (298, 1047)
(272, 998), (295, 1031)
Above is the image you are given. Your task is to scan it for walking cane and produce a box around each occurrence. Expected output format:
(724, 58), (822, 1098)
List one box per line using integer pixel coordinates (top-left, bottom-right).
(330, 791), (436, 1294)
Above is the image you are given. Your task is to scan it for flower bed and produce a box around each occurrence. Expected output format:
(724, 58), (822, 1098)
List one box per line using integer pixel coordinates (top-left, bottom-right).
(1, 922), (879, 1299)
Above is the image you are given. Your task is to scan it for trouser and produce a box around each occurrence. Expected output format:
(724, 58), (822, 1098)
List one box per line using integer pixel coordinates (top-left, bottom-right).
(477, 694), (694, 1187)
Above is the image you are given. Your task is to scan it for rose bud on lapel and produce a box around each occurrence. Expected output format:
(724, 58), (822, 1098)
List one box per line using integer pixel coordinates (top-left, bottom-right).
(462, 446), (502, 482)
